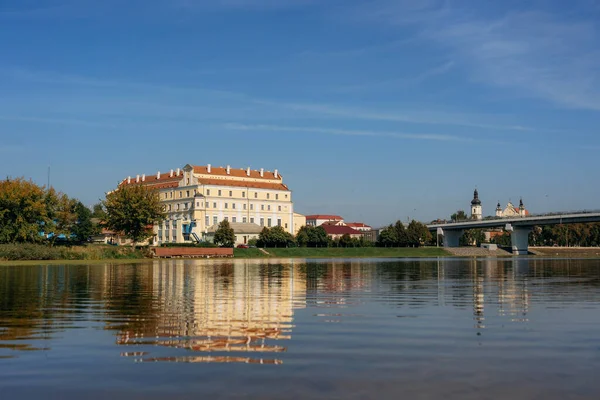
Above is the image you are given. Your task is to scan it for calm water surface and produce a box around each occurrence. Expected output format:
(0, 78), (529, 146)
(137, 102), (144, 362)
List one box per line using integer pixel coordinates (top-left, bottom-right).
(1, 258), (599, 399)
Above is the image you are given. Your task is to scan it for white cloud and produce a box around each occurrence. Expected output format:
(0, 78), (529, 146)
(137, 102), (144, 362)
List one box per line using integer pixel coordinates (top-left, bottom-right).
(222, 122), (467, 141)
(346, 1), (600, 111)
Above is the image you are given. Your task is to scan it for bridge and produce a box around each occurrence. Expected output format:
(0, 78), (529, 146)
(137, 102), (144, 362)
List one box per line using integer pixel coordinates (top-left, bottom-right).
(427, 212), (600, 255)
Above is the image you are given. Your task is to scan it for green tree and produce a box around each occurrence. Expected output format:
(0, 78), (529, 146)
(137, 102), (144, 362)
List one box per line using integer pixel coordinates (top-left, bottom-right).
(72, 202), (94, 243)
(377, 224), (398, 247)
(394, 221), (408, 247)
(451, 210), (468, 222)
(296, 226), (309, 247)
(339, 233), (353, 248)
(103, 184), (166, 246)
(91, 202), (107, 219)
(213, 220), (235, 247)
(309, 226), (329, 247)
(0, 177), (56, 244)
(406, 220), (431, 247)
(460, 229), (486, 246)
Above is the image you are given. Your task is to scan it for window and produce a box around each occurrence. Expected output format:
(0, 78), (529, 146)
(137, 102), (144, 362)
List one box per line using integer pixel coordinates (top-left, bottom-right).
(232, 217), (237, 223)
(285, 223), (288, 229)
(250, 218), (255, 224)
(243, 204), (247, 210)
(260, 218), (264, 226)
(224, 217), (229, 222)
(277, 219), (282, 227)
(184, 203), (188, 210)
(276, 194), (279, 200)
(176, 204), (180, 210)
(168, 205), (172, 211)
(179, 191), (182, 198)
(165, 221), (170, 229)
(213, 202), (217, 208)
(278, 206), (281, 211)
(196, 202), (200, 207)
(285, 194), (288, 199)
(250, 204), (254, 210)
(218, 190), (222, 196)
(267, 205), (271, 211)
(225, 203), (228, 209)
(243, 217), (247, 223)
(268, 218), (272, 227)
(232, 203), (236, 209)
(205, 216), (209, 227)
(254, 192), (257, 199)
(173, 220), (178, 228)
(170, 192), (173, 199)
(242, 192), (246, 198)
(186, 178), (190, 185)
(213, 216), (218, 225)
(186, 190), (190, 197)
(261, 205), (265, 211)
(267, 193), (270, 199)
(207, 189), (211, 196)
(229, 190), (232, 197)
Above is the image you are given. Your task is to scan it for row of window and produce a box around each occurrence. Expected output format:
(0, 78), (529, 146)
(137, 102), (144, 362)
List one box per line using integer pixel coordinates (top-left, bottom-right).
(206, 189), (286, 200)
(163, 188), (289, 201)
(205, 215), (283, 228)
(165, 202), (286, 212)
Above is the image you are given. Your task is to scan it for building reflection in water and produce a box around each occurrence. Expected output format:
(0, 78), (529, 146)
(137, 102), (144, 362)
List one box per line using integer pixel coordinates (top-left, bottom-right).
(115, 260), (307, 364)
(0, 258), (598, 362)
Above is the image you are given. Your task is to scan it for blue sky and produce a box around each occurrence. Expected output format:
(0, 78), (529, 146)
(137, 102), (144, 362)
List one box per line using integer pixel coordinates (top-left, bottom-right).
(1, 0), (599, 226)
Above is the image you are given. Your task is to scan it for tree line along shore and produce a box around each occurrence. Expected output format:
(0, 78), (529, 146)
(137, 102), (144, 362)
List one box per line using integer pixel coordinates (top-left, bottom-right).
(2, 177), (599, 262)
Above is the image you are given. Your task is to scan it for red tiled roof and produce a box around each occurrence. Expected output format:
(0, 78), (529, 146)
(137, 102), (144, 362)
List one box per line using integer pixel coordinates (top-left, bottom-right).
(193, 165), (281, 180)
(119, 168), (289, 191)
(305, 215), (344, 221)
(346, 222), (371, 228)
(321, 225), (362, 235)
(196, 177), (288, 191)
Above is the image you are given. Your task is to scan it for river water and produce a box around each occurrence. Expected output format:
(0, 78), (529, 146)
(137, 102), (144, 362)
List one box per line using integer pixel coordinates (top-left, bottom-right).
(0, 258), (599, 399)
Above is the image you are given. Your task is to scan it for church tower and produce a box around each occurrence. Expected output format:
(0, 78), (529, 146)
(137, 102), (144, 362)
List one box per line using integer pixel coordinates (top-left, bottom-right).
(471, 189), (483, 220)
(495, 201), (503, 217)
(519, 198), (525, 217)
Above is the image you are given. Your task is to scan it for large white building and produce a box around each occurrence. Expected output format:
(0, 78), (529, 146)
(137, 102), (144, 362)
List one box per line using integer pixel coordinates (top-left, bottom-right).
(119, 164), (299, 245)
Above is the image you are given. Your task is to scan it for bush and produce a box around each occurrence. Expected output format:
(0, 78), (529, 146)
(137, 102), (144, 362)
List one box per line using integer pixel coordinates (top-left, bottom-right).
(0, 243), (146, 261)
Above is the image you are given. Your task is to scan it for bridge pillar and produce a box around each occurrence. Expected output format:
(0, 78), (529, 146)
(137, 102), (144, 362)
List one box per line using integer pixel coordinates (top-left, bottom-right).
(510, 227), (531, 255)
(443, 229), (464, 248)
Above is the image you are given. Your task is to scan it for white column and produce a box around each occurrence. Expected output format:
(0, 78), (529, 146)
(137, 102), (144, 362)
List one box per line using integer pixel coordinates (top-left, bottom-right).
(443, 229), (464, 247)
(511, 227), (531, 255)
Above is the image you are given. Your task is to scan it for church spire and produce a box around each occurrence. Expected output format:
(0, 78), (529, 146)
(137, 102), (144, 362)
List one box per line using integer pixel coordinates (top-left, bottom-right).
(471, 189), (481, 206)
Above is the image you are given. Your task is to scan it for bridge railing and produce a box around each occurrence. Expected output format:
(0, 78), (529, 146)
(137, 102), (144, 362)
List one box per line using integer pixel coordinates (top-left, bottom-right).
(431, 209), (600, 225)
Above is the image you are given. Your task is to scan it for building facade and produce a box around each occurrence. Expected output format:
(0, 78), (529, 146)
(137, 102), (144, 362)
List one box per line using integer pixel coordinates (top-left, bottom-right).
(120, 164), (297, 245)
(495, 199), (529, 218)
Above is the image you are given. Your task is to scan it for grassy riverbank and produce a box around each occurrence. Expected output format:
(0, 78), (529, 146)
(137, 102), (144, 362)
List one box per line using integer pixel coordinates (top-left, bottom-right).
(234, 247), (450, 258)
(0, 244), (147, 262)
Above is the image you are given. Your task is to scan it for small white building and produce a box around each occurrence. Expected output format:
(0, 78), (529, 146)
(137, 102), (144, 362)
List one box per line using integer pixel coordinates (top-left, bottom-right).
(305, 215), (344, 227)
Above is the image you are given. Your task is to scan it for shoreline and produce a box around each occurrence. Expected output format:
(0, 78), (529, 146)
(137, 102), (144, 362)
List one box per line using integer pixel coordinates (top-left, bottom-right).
(2, 246), (600, 265)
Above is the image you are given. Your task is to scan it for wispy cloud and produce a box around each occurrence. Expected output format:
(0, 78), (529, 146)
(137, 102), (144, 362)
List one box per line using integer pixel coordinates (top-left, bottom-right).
(222, 122), (467, 142)
(3, 67), (543, 134)
(346, 1), (600, 111)
(264, 101), (537, 132)
(334, 60), (454, 92)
